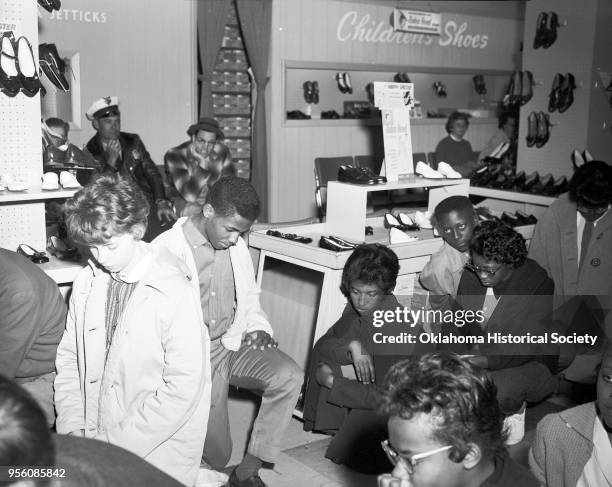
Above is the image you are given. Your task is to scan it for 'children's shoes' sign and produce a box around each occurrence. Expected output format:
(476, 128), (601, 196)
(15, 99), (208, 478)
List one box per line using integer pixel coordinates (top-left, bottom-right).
(337, 11), (489, 49)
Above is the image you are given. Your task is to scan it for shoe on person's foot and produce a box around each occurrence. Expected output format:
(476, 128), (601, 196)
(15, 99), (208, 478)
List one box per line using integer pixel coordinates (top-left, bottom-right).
(415, 161), (444, 179)
(227, 468), (267, 487)
(437, 161), (462, 178)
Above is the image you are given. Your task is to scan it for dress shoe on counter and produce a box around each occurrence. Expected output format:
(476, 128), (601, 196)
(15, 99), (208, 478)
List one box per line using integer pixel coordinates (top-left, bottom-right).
(17, 244), (49, 264)
(471, 166), (490, 186)
(47, 235), (80, 261)
(542, 175), (568, 196)
(337, 165), (377, 185)
(319, 236), (354, 252)
(398, 213), (420, 230)
(41, 172), (59, 190)
(389, 227), (418, 244)
(415, 161), (444, 179)
(414, 210), (433, 229)
(501, 211), (521, 227)
(59, 171), (81, 189)
(266, 229), (313, 244)
(516, 210), (538, 225)
(44, 145), (68, 166)
(520, 171), (540, 193)
(437, 161), (462, 178)
(530, 173), (553, 194)
(384, 213), (419, 232)
(358, 167), (386, 184)
(321, 110), (341, 119)
(509, 171), (526, 191)
(286, 110), (310, 120)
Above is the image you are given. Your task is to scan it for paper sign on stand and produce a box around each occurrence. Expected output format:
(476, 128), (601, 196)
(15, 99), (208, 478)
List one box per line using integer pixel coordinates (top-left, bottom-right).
(374, 82), (414, 181)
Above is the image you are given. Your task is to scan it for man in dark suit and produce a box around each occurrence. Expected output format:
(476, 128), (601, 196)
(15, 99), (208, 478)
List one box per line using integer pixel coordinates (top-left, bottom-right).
(84, 96), (175, 241)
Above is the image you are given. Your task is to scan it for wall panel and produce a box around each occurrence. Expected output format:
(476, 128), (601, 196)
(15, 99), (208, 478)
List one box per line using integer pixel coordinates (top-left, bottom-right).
(270, 0), (523, 222)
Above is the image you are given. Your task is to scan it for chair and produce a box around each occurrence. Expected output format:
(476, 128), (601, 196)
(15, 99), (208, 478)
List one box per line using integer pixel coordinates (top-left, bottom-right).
(314, 156), (354, 221)
(427, 152), (437, 170)
(354, 155), (383, 174)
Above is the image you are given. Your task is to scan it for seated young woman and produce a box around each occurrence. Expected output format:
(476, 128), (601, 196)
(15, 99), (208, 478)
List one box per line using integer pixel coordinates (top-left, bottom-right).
(441, 220), (559, 415)
(302, 243), (427, 434)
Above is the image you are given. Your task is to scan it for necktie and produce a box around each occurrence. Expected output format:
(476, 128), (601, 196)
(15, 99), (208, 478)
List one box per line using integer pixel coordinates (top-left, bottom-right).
(580, 220), (594, 269)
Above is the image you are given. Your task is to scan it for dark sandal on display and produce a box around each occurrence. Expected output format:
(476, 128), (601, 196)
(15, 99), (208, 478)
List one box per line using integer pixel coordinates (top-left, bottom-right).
(266, 229), (312, 244)
(17, 244), (49, 264)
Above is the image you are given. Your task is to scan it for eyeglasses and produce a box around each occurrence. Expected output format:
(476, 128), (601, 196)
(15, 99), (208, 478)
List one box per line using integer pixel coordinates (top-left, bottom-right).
(465, 261), (504, 278)
(381, 440), (453, 474)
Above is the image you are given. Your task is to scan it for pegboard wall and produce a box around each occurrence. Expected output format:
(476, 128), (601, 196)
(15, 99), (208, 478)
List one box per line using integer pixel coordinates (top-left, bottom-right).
(516, 0), (598, 178)
(0, 1), (46, 251)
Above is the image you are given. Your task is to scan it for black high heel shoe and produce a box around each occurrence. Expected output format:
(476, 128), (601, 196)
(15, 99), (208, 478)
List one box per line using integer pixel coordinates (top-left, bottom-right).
(17, 244), (49, 264)
(16, 36), (41, 97)
(0, 31), (20, 97)
(39, 43), (69, 92)
(38, 0), (61, 13)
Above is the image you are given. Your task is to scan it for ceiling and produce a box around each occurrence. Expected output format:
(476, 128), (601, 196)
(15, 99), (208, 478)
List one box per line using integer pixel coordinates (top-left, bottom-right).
(338, 1), (527, 20)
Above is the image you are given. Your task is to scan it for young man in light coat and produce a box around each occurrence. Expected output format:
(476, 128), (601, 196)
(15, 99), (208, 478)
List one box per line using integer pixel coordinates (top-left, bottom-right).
(154, 176), (302, 487)
(54, 174), (211, 486)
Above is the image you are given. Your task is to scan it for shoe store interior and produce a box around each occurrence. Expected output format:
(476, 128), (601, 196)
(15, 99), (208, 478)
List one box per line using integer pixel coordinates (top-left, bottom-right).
(1, 0), (612, 486)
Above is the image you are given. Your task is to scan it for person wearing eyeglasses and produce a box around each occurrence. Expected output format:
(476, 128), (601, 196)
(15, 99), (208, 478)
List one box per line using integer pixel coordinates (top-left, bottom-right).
(419, 196), (477, 313)
(529, 160), (612, 389)
(443, 220), (558, 419)
(377, 352), (538, 487)
(164, 117), (236, 218)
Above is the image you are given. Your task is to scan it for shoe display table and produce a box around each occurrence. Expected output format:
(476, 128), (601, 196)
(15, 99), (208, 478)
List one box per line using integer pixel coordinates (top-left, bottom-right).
(249, 218), (535, 373)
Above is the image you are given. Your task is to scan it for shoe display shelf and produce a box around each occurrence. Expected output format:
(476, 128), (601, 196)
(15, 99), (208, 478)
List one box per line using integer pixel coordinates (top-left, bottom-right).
(469, 186), (556, 207)
(0, 187), (77, 204)
(284, 60), (511, 127)
(326, 176), (470, 242)
(0, 1), (83, 285)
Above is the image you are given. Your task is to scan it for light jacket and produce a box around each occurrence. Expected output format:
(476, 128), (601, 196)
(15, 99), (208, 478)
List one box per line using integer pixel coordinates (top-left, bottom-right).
(55, 245), (211, 486)
(529, 402), (596, 487)
(529, 193), (612, 297)
(153, 217), (273, 351)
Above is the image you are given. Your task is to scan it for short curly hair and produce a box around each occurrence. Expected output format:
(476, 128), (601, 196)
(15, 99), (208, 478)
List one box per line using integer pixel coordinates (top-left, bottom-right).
(378, 352), (507, 463)
(470, 220), (527, 268)
(568, 160), (612, 207)
(206, 176), (260, 222)
(340, 244), (399, 297)
(445, 111), (470, 134)
(64, 174), (150, 246)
